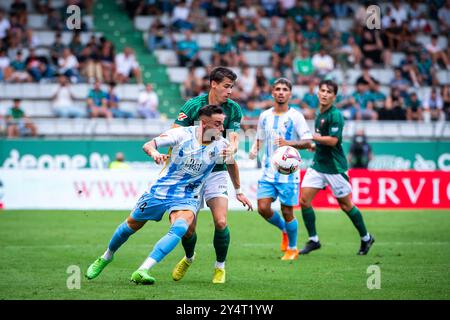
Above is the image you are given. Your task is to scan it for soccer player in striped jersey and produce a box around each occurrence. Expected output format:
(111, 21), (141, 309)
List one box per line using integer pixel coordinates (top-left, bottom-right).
(85, 105), (252, 284)
(171, 67), (246, 284)
(249, 78), (314, 260)
(299, 79), (375, 255)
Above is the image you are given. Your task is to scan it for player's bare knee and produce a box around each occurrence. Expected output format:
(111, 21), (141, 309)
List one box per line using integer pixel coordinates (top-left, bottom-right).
(300, 197), (310, 208)
(338, 202), (353, 213)
(126, 216), (145, 231)
(258, 206), (272, 219)
(214, 218), (227, 230)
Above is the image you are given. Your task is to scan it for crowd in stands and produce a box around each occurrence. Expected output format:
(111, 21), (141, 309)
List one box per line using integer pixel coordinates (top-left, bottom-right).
(1, 0), (163, 136)
(133, 0), (450, 123)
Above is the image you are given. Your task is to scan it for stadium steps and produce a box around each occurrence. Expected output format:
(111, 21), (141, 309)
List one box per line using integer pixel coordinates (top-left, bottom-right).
(93, 0), (184, 119)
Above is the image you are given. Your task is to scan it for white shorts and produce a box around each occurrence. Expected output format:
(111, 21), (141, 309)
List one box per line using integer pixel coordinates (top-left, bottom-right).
(301, 168), (352, 198)
(199, 171), (229, 209)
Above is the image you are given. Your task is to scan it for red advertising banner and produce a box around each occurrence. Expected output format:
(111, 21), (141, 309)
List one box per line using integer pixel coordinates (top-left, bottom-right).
(301, 170), (450, 209)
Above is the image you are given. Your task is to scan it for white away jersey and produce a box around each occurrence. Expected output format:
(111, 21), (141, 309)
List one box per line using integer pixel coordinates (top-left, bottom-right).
(150, 126), (229, 199)
(256, 107), (312, 183)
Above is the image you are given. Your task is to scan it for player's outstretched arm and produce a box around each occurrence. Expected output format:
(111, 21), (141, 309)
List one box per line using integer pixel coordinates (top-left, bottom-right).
(142, 139), (168, 164)
(274, 136), (314, 150)
(226, 161), (254, 211)
(249, 139), (263, 160)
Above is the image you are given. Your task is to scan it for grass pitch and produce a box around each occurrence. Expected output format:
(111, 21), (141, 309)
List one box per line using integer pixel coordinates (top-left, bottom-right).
(0, 209), (449, 300)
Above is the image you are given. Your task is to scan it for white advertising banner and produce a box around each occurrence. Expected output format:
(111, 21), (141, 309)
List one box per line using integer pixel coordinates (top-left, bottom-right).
(0, 169), (262, 210)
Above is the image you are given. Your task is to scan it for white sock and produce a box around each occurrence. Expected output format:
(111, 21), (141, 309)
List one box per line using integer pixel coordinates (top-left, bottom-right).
(309, 235), (319, 242)
(102, 248), (114, 261)
(186, 255), (195, 264)
(139, 257), (157, 270)
(215, 261), (225, 269)
(362, 233), (371, 242)
(287, 246), (298, 250)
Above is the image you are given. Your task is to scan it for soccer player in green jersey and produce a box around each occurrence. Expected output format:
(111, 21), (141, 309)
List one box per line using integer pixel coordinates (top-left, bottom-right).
(299, 79), (375, 255)
(171, 66), (252, 283)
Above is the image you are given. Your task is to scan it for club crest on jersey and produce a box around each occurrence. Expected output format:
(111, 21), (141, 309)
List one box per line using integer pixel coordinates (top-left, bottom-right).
(177, 112), (188, 121)
(209, 150), (216, 159)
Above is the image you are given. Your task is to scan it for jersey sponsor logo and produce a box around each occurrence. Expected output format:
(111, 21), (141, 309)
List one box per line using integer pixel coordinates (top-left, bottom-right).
(182, 158), (204, 175)
(209, 150), (216, 159)
(177, 112), (188, 121)
(232, 121), (240, 128)
(331, 127), (339, 132)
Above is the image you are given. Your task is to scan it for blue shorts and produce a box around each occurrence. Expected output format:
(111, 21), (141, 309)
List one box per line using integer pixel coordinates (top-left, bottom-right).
(257, 180), (299, 206)
(130, 192), (200, 222)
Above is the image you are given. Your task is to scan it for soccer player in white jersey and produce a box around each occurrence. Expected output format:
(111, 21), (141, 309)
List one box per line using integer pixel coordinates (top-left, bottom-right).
(249, 78), (314, 260)
(85, 105), (253, 284)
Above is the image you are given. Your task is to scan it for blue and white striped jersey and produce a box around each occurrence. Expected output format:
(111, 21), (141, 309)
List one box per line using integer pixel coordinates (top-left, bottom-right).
(150, 126), (229, 199)
(256, 107), (312, 183)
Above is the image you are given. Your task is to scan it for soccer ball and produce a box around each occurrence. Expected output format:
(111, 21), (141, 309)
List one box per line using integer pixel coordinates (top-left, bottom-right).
(272, 146), (302, 175)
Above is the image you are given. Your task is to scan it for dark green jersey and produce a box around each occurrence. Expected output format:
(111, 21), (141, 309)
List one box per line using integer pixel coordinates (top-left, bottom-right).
(174, 93), (243, 172)
(312, 105), (348, 174)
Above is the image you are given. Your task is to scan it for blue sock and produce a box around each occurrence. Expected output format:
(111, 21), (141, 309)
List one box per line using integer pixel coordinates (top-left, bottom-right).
(267, 211), (286, 232)
(285, 218), (298, 249)
(150, 219), (189, 262)
(108, 221), (136, 252)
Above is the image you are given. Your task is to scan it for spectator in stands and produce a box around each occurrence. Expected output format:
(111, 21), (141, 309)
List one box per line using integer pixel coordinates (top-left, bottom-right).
(171, 0), (192, 31)
(6, 98), (37, 138)
(271, 34), (291, 74)
(80, 39), (102, 83)
(239, 64), (256, 98)
(423, 87), (444, 122)
(337, 36), (363, 69)
(9, 50), (32, 82)
(109, 152), (130, 170)
(353, 83), (378, 120)
(25, 47), (54, 82)
(408, 3), (430, 33)
(254, 66), (270, 93)
(379, 87), (406, 120)
(147, 18), (174, 52)
(238, 0), (259, 19)
(300, 81), (319, 120)
(189, 0), (210, 32)
(389, 0), (408, 26)
(137, 83), (160, 119)
(50, 32), (66, 66)
(356, 64), (379, 91)
(212, 34), (235, 67)
(176, 30), (203, 67)
(405, 92), (423, 121)
(51, 75), (85, 118)
(399, 54), (420, 87)
(390, 67), (412, 95)
(106, 83), (133, 119)
(266, 16), (283, 49)
(0, 49), (11, 81)
(437, 0), (450, 33)
(10, 0), (28, 27)
(87, 80), (112, 118)
(247, 16), (268, 50)
(416, 50), (438, 86)
(0, 9), (11, 41)
(332, 0), (352, 18)
(335, 83), (358, 120)
(58, 48), (80, 83)
(312, 47), (334, 79)
(114, 47), (142, 84)
(383, 18), (403, 51)
(292, 47), (316, 85)
(368, 81), (387, 114)
(426, 34), (450, 70)
(301, 19), (321, 53)
(441, 85), (450, 121)
(360, 29), (391, 67)
(183, 66), (202, 100)
(348, 129), (372, 169)
(99, 40), (115, 84)
(69, 32), (84, 60)
(46, 8), (64, 31)
(261, 0), (278, 17)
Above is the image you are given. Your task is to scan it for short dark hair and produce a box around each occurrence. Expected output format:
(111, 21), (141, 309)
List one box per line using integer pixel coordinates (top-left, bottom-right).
(198, 104), (224, 118)
(209, 67), (237, 84)
(273, 77), (292, 91)
(319, 79), (338, 95)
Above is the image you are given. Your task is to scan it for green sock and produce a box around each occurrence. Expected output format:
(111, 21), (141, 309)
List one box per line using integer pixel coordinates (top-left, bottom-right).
(345, 206), (368, 237)
(181, 232), (197, 259)
(213, 226), (230, 263)
(301, 207), (317, 237)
